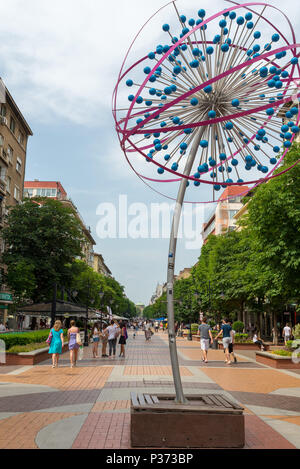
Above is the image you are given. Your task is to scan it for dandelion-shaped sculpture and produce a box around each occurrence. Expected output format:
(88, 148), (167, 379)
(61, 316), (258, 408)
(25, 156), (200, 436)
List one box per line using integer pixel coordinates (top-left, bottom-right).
(113, 1), (300, 403)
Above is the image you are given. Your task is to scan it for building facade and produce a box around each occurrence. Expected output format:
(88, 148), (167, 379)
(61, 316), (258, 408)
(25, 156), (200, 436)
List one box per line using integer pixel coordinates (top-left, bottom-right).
(202, 185), (249, 244)
(93, 253), (112, 277)
(0, 79), (33, 324)
(24, 180), (96, 268)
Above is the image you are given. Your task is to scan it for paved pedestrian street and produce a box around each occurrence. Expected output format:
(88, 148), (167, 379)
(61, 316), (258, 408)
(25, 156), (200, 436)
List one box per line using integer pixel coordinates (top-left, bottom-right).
(0, 331), (299, 449)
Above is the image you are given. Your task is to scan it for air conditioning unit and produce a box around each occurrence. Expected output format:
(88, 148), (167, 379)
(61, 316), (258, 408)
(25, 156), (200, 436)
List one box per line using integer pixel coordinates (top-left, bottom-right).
(0, 117), (7, 126)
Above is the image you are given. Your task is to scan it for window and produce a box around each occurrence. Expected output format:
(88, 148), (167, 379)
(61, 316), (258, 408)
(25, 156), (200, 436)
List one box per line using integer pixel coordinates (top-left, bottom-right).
(16, 157), (22, 173)
(10, 117), (15, 134)
(229, 210), (238, 220)
(18, 131), (24, 146)
(0, 104), (6, 117)
(0, 166), (6, 180)
(0, 134), (3, 147)
(14, 185), (20, 201)
(24, 188), (33, 198)
(7, 145), (13, 163)
(36, 188), (56, 197)
(6, 176), (11, 194)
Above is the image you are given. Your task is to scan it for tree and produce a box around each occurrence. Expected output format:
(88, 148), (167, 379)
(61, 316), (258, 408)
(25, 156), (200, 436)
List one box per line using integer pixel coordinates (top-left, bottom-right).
(2, 198), (84, 303)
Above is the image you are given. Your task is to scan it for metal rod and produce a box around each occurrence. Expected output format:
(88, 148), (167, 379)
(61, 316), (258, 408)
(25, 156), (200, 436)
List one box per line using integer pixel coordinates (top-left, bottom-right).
(167, 125), (205, 404)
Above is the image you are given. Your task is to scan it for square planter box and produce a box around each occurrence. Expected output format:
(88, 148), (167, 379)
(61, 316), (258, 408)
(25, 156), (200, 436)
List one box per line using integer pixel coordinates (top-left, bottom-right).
(131, 392), (245, 448)
(256, 351), (300, 369)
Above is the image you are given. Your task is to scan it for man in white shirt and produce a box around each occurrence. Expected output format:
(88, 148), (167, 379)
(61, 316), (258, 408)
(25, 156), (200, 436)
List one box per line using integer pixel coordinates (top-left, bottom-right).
(107, 320), (119, 358)
(283, 323), (292, 346)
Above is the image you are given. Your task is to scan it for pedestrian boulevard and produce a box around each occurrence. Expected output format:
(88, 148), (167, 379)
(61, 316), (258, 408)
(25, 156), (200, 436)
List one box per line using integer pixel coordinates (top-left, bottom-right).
(0, 331), (299, 449)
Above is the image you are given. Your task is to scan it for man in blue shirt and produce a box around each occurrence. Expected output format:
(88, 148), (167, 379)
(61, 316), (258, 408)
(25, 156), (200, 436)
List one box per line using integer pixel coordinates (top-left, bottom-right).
(215, 318), (232, 365)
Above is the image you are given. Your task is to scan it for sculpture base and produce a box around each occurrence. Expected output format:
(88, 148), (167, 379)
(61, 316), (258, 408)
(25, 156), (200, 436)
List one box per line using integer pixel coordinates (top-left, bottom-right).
(130, 393), (245, 448)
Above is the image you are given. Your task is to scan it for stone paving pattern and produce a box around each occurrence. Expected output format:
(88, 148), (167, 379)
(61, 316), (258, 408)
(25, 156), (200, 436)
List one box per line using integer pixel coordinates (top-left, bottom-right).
(0, 331), (299, 449)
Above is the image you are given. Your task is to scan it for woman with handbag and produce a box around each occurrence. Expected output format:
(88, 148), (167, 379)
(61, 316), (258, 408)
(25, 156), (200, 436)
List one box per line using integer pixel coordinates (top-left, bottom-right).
(118, 321), (127, 358)
(48, 320), (64, 368)
(68, 320), (80, 368)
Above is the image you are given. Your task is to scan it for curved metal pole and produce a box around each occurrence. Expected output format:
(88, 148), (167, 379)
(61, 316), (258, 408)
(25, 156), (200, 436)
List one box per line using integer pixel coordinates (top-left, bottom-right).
(167, 127), (205, 404)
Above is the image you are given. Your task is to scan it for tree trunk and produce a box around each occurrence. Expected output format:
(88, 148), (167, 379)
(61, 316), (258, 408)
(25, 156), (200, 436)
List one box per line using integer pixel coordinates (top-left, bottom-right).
(259, 311), (264, 338)
(273, 311), (278, 345)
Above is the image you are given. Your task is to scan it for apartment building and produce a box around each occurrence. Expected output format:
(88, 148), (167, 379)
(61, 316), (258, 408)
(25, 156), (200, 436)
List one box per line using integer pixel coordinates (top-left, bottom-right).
(24, 180), (96, 268)
(93, 253), (112, 277)
(0, 79), (33, 323)
(202, 185), (250, 244)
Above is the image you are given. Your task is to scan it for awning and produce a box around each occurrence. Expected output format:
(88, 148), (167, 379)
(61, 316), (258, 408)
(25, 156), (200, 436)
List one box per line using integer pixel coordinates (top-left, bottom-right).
(17, 300), (89, 317)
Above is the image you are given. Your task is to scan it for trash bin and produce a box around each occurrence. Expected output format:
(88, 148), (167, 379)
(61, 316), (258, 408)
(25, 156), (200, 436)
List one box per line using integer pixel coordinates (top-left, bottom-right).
(212, 339), (218, 350)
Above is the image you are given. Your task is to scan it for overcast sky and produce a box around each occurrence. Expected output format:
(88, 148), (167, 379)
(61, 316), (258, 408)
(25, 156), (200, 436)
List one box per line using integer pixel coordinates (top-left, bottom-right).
(0, 0), (298, 305)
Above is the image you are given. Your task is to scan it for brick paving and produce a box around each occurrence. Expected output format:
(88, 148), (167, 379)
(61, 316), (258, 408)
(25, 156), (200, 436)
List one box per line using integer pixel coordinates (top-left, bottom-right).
(0, 330), (299, 449)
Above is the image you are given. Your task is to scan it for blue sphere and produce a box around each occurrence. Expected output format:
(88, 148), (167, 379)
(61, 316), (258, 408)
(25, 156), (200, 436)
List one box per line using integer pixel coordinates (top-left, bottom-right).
(136, 96), (143, 104)
(292, 126), (300, 133)
(180, 142), (188, 150)
(261, 166), (269, 173)
(219, 19), (227, 28)
(164, 154), (170, 161)
(245, 12), (252, 20)
(172, 116), (180, 124)
(284, 132), (292, 140)
(291, 57), (299, 65)
(192, 48), (200, 56)
(268, 79), (275, 87)
(225, 122), (233, 130)
(148, 52), (155, 60)
(171, 162), (178, 171)
(219, 153), (227, 160)
(128, 94), (134, 101)
(214, 184), (221, 191)
(266, 108), (274, 116)
(149, 88), (156, 95)
(190, 97), (198, 106)
(200, 140), (208, 148)
(208, 110), (216, 118)
(229, 12), (236, 19)
(198, 9), (206, 18)
(237, 16), (244, 25)
(149, 75), (156, 82)
(247, 22), (254, 29)
(162, 24), (170, 32)
(188, 18), (195, 26)
(213, 34), (221, 44)
(221, 43), (229, 52)
(272, 33), (280, 42)
(231, 158), (238, 166)
(204, 85), (212, 93)
(190, 59), (199, 68)
(157, 167), (164, 174)
(270, 158), (277, 165)
(126, 79), (133, 87)
(173, 66), (181, 74)
(155, 144), (162, 151)
(232, 99), (240, 107)
(206, 46), (214, 55)
(291, 107), (298, 115)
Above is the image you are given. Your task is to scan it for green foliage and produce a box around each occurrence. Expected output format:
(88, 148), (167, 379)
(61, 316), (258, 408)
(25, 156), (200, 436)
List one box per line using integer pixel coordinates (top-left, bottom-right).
(7, 343), (49, 354)
(2, 198), (84, 303)
(191, 323), (199, 333)
(1, 329), (67, 350)
(232, 321), (244, 333)
(271, 350), (294, 357)
(292, 324), (300, 339)
(234, 333), (249, 342)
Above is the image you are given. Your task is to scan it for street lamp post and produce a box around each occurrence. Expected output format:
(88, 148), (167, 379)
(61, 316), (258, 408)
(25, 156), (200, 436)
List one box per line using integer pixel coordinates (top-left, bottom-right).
(84, 281), (91, 347)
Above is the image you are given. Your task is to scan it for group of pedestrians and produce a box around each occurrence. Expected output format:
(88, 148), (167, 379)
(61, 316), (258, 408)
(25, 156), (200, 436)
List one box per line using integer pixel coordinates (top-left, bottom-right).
(198, 317), (237, 365)
(48, 319), (128, 368)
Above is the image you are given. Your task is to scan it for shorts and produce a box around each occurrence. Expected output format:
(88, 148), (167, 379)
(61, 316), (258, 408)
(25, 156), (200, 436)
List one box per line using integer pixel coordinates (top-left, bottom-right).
(200, 339), (210, 351)
(285, 336), (290, 341)
(93, 337), (100, 343)
(223, 337), (231, 349)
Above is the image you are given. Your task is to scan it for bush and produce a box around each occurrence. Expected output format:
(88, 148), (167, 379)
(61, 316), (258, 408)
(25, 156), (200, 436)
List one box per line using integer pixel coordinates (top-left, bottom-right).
(7, 343), (49, 354)
(191, 323), (199, 333)
(292, 323), (300, 339)
(232, 321), (244, 333)
(235, 333), (249, 342)
(271, 349), (300, 358)
(0, 329), (67, 350)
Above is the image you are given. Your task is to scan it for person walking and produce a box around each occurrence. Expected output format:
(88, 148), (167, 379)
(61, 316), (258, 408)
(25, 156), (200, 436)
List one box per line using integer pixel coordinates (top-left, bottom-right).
(91, 323), (101, 358)
(107, 320), (119, 358)
(283, 323), (292, 346)
(215, 318), (232, 365)
(101, 324), (109, 357)
(68, 320), (80, 368)
(49, 320), (64, 368)
(198, 317), (214, 363)
(228, 323), (237, 363)
(118, 321), (128, 358)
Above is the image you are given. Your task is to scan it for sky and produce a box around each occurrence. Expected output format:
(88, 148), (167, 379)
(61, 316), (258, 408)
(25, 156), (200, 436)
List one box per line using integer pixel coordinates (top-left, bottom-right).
(0, 0), (298, 305)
